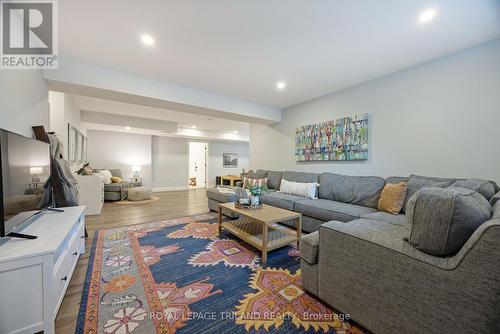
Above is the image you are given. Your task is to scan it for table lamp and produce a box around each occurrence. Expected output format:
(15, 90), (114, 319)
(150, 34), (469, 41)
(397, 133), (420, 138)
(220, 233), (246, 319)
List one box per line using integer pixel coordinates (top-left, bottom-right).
(30, 166), (43, 184)
(132, 165), (141, 179)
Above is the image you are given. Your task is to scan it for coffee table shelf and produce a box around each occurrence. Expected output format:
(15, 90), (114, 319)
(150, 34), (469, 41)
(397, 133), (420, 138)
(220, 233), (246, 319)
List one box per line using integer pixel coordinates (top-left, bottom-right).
(221, 218), (298, 251)
(218, 202), (302, 263)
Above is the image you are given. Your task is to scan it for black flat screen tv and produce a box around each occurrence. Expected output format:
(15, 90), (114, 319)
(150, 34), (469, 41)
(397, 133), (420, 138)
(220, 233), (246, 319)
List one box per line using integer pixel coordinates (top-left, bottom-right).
(0, 129), (51, 237)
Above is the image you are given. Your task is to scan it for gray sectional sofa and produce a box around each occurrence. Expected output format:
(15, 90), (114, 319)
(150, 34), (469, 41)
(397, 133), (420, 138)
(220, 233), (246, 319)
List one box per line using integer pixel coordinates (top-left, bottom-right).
(206, 170), (500, 333)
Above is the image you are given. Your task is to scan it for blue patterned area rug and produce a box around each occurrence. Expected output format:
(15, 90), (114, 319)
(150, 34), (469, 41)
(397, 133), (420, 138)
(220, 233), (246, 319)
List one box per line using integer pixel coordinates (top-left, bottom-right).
(77, 213), (365, 334)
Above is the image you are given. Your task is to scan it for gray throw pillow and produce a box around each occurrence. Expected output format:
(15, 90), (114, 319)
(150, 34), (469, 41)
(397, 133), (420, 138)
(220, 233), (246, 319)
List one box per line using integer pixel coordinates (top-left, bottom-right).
(245, 170), (267, 179)
(405, 187), (492, 257)
(402, 174), (455, 213)
(266, 170), (283, 190)
(449, 179), (496, 201)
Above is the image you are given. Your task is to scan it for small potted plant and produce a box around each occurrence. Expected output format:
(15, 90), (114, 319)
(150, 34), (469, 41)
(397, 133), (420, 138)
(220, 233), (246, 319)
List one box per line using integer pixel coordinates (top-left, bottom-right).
(249, 184), (269, 206)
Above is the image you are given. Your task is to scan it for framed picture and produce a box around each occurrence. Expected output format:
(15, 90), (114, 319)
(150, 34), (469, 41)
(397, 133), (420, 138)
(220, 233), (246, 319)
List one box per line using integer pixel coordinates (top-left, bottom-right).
(295, 113), (369, 161)
(68, 124), (77, 163)
(76, 132), (83, 163)
(82, 136), (87, 162)
(223, 153), (238, 168)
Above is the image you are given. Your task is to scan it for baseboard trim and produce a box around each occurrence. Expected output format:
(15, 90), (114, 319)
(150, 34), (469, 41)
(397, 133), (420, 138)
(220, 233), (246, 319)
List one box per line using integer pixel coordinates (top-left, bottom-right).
(152, 186), (190, 192)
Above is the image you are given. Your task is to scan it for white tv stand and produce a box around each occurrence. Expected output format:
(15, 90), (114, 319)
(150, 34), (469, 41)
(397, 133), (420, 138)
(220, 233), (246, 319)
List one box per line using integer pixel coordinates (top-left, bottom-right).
(0, 206), (86, 334)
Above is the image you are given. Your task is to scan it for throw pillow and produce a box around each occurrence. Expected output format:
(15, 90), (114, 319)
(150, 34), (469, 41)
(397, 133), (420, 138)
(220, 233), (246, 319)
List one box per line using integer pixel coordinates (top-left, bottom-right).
(243, 177), (267, 189)
(98, 169), (112, 184)
(279, 179), (318, 199)
(378, 182), (407, 214)
(402, 174), (455, 213)
(405, 187), (492, 257)
(111, 176), (123, 183)
(448, 179), (496, 201)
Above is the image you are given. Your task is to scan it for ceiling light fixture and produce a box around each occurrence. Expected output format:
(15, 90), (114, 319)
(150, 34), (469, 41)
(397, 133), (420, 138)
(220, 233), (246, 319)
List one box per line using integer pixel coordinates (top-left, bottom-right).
(418, 8), (437, 23)
(192, 125), (197, 129)
(276, 81), (286, 90)
(234, 130), (238, 134)
(125, 126), (131, 130)
(141, 34), (155, 46)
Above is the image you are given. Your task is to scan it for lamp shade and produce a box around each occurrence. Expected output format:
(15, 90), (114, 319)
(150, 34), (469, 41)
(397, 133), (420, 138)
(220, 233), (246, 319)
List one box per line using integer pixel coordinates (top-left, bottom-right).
(131, 165), (141, 172)
(30, 167), (43, 175)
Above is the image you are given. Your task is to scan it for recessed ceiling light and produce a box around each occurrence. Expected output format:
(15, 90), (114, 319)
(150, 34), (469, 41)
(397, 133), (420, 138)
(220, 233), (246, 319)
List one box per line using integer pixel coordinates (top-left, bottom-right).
(125, 126), (131, 130)
(418, 9), (437, 23)
(141, 34), (155, 46)
(234, 130), (238, 134)
(276, 81), (286, 90)
(192, 125), (197, 129)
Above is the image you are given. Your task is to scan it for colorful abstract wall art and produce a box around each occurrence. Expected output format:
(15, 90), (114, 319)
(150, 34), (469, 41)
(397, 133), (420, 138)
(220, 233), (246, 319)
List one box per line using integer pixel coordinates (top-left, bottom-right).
(295, 113), (369, 161)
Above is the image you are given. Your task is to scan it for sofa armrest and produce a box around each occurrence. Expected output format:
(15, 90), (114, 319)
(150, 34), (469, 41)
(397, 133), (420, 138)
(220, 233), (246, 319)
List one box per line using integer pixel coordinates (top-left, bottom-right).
(317, 219), (500, 333)
(300, 231), (319, 264)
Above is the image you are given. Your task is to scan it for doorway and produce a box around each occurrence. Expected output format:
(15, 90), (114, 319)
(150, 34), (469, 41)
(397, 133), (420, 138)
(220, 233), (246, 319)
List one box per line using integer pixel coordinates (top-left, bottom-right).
(188, 142), (207, 188)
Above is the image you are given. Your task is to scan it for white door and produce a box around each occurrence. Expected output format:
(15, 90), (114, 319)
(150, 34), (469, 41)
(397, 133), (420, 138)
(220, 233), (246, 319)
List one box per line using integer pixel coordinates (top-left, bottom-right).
(188, 142), (207, 188)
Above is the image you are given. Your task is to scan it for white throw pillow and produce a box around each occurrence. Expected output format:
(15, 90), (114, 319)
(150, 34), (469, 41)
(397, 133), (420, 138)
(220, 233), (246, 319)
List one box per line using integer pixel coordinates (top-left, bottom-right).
(99, 170), (113, 184)
(279, 179), (318, 199)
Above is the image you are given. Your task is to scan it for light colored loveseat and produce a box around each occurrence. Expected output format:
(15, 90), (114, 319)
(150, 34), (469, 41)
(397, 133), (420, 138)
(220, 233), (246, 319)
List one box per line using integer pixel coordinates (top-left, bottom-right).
(102, 169), (142, 201)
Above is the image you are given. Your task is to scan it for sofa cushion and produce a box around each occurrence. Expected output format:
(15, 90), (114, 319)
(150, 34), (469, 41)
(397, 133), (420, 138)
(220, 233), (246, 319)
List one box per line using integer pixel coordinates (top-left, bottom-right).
(405, 187), (492, 256)
(280, 216), (324, 233)
(109, 169), (123, 179)
(402, 174), (455, 213)
(206, 187), (237, 203)
(245, 170), (268, 179)
(321, 218), (405, 252)
(294, 199), (376, 222)
(260, 192), (306, 211)
(319, 219), (453, 269)
(300, 231), (319, 264)
(265, 170), (283, 190)
(318, 173), (385, 209)
(104, 183), (123, 192)
(282, 171), (319, 183)
(361, 211), (407, 226)
(449, 179), (496, 201)
(385, 176), (409, 185)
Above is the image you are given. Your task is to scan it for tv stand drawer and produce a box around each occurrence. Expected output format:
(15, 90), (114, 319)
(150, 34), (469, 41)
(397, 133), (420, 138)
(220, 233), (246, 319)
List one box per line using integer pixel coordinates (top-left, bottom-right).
(52, 222), (82, 316)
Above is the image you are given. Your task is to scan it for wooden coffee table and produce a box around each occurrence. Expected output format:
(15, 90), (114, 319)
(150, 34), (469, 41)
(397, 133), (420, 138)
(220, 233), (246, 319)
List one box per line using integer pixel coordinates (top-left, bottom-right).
(218, 202), (302, 263)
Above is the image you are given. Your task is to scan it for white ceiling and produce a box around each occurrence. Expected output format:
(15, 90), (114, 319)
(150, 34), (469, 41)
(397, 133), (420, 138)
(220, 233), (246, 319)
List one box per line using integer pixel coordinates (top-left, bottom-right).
(72, 95), (250, 141)
(60, 1), (500, 109)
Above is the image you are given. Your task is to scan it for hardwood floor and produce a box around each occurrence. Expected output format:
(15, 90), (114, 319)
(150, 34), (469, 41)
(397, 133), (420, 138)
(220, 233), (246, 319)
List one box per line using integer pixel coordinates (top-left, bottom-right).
(55, 188), (209, 333)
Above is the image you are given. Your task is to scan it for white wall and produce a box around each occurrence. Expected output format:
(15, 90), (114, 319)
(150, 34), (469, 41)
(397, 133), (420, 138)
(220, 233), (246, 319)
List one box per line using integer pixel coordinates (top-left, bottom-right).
(152, 136), (189, 189)
(0, 71), (49, 137)
(48, 91), (87, 165)
(87, 129), (249, 190)
(250, 39), (500, 183)
(208, 141), (249, 186)
(87, 130), (152, 186)
(152, 137), (250, 189)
